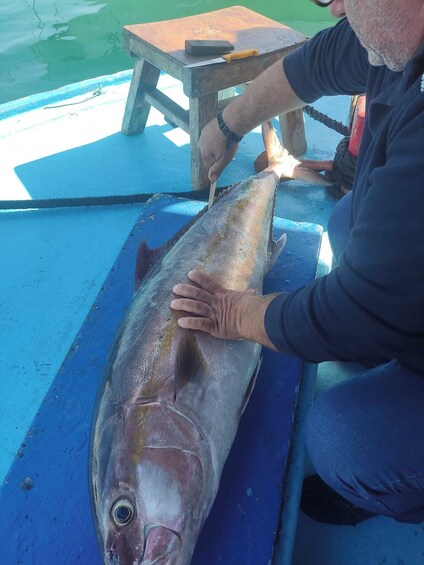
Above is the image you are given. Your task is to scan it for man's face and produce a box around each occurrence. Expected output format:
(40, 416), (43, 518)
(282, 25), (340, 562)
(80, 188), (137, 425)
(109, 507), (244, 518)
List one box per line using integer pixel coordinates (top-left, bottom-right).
(331, 0), (423, 71)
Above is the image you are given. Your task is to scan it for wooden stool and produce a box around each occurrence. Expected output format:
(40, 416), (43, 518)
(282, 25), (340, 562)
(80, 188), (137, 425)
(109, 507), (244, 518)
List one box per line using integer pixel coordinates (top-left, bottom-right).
(122, 6), (307, 189)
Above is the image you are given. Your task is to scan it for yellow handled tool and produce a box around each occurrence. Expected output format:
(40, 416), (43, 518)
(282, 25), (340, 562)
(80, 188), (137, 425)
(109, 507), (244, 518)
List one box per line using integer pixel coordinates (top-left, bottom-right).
(222, 49), (259, 62)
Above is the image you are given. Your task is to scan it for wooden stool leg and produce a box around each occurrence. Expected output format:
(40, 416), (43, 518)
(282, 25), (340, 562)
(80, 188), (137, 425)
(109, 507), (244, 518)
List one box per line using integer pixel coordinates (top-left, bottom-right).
(279, 109), (307, 157)
(122, 59), (161, 135)
(189, 93), (218, 189)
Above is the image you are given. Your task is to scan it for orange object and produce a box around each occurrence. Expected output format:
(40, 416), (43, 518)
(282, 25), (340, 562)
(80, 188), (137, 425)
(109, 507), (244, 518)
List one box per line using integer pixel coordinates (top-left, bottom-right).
(222, 49), (259, 62)
(348, 95), (366, 157)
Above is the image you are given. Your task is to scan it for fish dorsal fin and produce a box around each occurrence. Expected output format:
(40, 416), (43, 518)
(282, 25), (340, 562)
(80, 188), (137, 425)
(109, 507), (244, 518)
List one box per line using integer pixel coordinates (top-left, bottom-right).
(134, 187), (244, 292)
(134, 203), (215, 292)
(134, 240), (165, 292)
(174, 331), (206, 400)
(268, 233), (287, 271)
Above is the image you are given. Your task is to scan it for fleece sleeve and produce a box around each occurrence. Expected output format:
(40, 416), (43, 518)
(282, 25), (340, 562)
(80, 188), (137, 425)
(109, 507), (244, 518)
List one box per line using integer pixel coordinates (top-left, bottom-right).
(265, 95), (424, 372)
(283, 18), (369, 103)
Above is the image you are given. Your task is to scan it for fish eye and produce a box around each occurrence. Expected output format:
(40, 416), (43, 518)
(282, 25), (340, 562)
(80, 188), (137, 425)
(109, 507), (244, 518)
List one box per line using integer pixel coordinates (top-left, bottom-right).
(111, 498), (135, 527)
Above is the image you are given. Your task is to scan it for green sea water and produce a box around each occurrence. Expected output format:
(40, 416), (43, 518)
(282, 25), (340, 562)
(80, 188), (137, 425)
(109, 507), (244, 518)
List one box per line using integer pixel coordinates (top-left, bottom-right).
(0, 1), (334, 105)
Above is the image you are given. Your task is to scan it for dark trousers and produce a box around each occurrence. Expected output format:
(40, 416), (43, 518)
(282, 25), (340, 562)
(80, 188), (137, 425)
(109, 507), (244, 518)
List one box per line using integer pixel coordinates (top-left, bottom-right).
(306, 192), (424, 523)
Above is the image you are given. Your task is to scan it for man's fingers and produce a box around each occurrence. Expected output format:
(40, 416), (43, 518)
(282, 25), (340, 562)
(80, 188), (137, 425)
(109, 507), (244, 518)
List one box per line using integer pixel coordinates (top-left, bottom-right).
(208, 163), (219, 183)
(170, 298), (214, 318)
(208, 150), (232, 183)
(172, 283), (211, 303)
(177, 316), (215, 334)
(187, 271), (223, 293)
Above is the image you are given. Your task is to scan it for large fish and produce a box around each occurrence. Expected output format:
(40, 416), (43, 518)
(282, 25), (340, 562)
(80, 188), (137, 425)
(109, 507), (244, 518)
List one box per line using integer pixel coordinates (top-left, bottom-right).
(90, 122), (326, 565)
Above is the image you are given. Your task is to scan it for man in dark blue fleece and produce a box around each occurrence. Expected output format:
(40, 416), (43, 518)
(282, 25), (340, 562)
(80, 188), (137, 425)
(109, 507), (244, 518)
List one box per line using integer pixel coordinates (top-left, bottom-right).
(171, 0), (424, 524)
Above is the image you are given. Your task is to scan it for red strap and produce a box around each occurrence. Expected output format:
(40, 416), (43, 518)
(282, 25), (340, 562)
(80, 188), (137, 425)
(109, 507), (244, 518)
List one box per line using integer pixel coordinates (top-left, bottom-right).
(348, 95), (366, 157)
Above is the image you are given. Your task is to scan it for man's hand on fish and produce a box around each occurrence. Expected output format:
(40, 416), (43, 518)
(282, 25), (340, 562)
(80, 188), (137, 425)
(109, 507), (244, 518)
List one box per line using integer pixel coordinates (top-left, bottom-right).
(171, 270), (278, 351)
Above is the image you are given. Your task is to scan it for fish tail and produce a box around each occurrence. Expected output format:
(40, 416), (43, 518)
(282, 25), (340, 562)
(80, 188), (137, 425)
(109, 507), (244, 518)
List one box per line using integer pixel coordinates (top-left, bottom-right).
(262, 121), (333, 186)
(261, 120), (292, 179)
(262, 120), (284, 163)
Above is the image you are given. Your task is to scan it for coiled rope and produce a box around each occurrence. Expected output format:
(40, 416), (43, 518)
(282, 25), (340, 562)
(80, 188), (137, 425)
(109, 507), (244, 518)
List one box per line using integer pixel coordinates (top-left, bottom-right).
(303, 105), (350, 137)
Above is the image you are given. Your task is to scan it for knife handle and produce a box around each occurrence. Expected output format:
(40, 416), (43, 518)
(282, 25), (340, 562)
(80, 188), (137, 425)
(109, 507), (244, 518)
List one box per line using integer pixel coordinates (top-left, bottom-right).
(222, 49), (259, 62)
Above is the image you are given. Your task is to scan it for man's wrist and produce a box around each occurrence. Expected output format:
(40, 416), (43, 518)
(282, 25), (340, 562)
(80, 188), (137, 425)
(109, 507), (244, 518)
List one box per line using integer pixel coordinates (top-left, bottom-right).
(221, 105), (248, 137)
(236, 293), (279, 350)
(217, 111), (243, 148)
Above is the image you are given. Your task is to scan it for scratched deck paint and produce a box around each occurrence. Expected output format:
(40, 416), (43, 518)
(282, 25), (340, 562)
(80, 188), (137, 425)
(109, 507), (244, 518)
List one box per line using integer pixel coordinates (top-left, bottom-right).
(0, 195), (322, 564)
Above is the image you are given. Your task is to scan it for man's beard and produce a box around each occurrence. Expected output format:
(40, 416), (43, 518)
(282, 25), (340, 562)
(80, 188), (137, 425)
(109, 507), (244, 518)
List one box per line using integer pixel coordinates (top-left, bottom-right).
(353, 16), (415, 72)
(366, 44), (412, 72)
(366, 47), (385, 67)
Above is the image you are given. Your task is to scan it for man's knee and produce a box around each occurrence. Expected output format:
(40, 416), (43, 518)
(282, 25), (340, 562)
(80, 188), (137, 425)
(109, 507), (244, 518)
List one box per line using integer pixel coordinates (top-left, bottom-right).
(305, 383), (355, 487)
(304, 364), (424, 519)
(304, 381), (388, 513)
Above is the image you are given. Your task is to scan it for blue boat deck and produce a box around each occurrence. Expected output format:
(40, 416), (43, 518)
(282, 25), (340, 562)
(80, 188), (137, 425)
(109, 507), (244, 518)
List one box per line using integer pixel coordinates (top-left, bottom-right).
(1, 71), (422, 564)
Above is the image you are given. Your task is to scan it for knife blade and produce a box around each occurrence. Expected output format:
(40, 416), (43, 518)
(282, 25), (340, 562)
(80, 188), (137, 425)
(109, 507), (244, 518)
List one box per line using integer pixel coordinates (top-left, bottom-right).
(208, 180), (217, 210)
(185, 49), (259, 69)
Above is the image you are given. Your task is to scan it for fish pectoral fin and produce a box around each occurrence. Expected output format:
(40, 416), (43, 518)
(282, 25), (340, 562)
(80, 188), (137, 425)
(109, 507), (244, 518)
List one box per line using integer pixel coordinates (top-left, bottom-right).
(174, 331), (206, 399)
(239, 356), (263, 418)
(269, 233), (287, 271)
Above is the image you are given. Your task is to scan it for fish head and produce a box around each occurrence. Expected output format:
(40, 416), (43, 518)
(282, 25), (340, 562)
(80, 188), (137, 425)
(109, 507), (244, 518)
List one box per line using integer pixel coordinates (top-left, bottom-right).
(92, 403), (214, 565)
(102, 495), (183, 564)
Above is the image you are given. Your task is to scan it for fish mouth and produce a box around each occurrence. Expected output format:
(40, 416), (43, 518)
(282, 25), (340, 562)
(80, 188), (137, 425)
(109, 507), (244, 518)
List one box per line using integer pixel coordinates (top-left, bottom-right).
(105, 525), (181, 565)
(141, 525), (182, 565)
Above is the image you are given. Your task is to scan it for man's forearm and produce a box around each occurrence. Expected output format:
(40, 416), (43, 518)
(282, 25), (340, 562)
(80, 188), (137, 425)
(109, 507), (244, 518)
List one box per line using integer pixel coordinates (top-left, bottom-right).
(222, 58), (306, 137)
